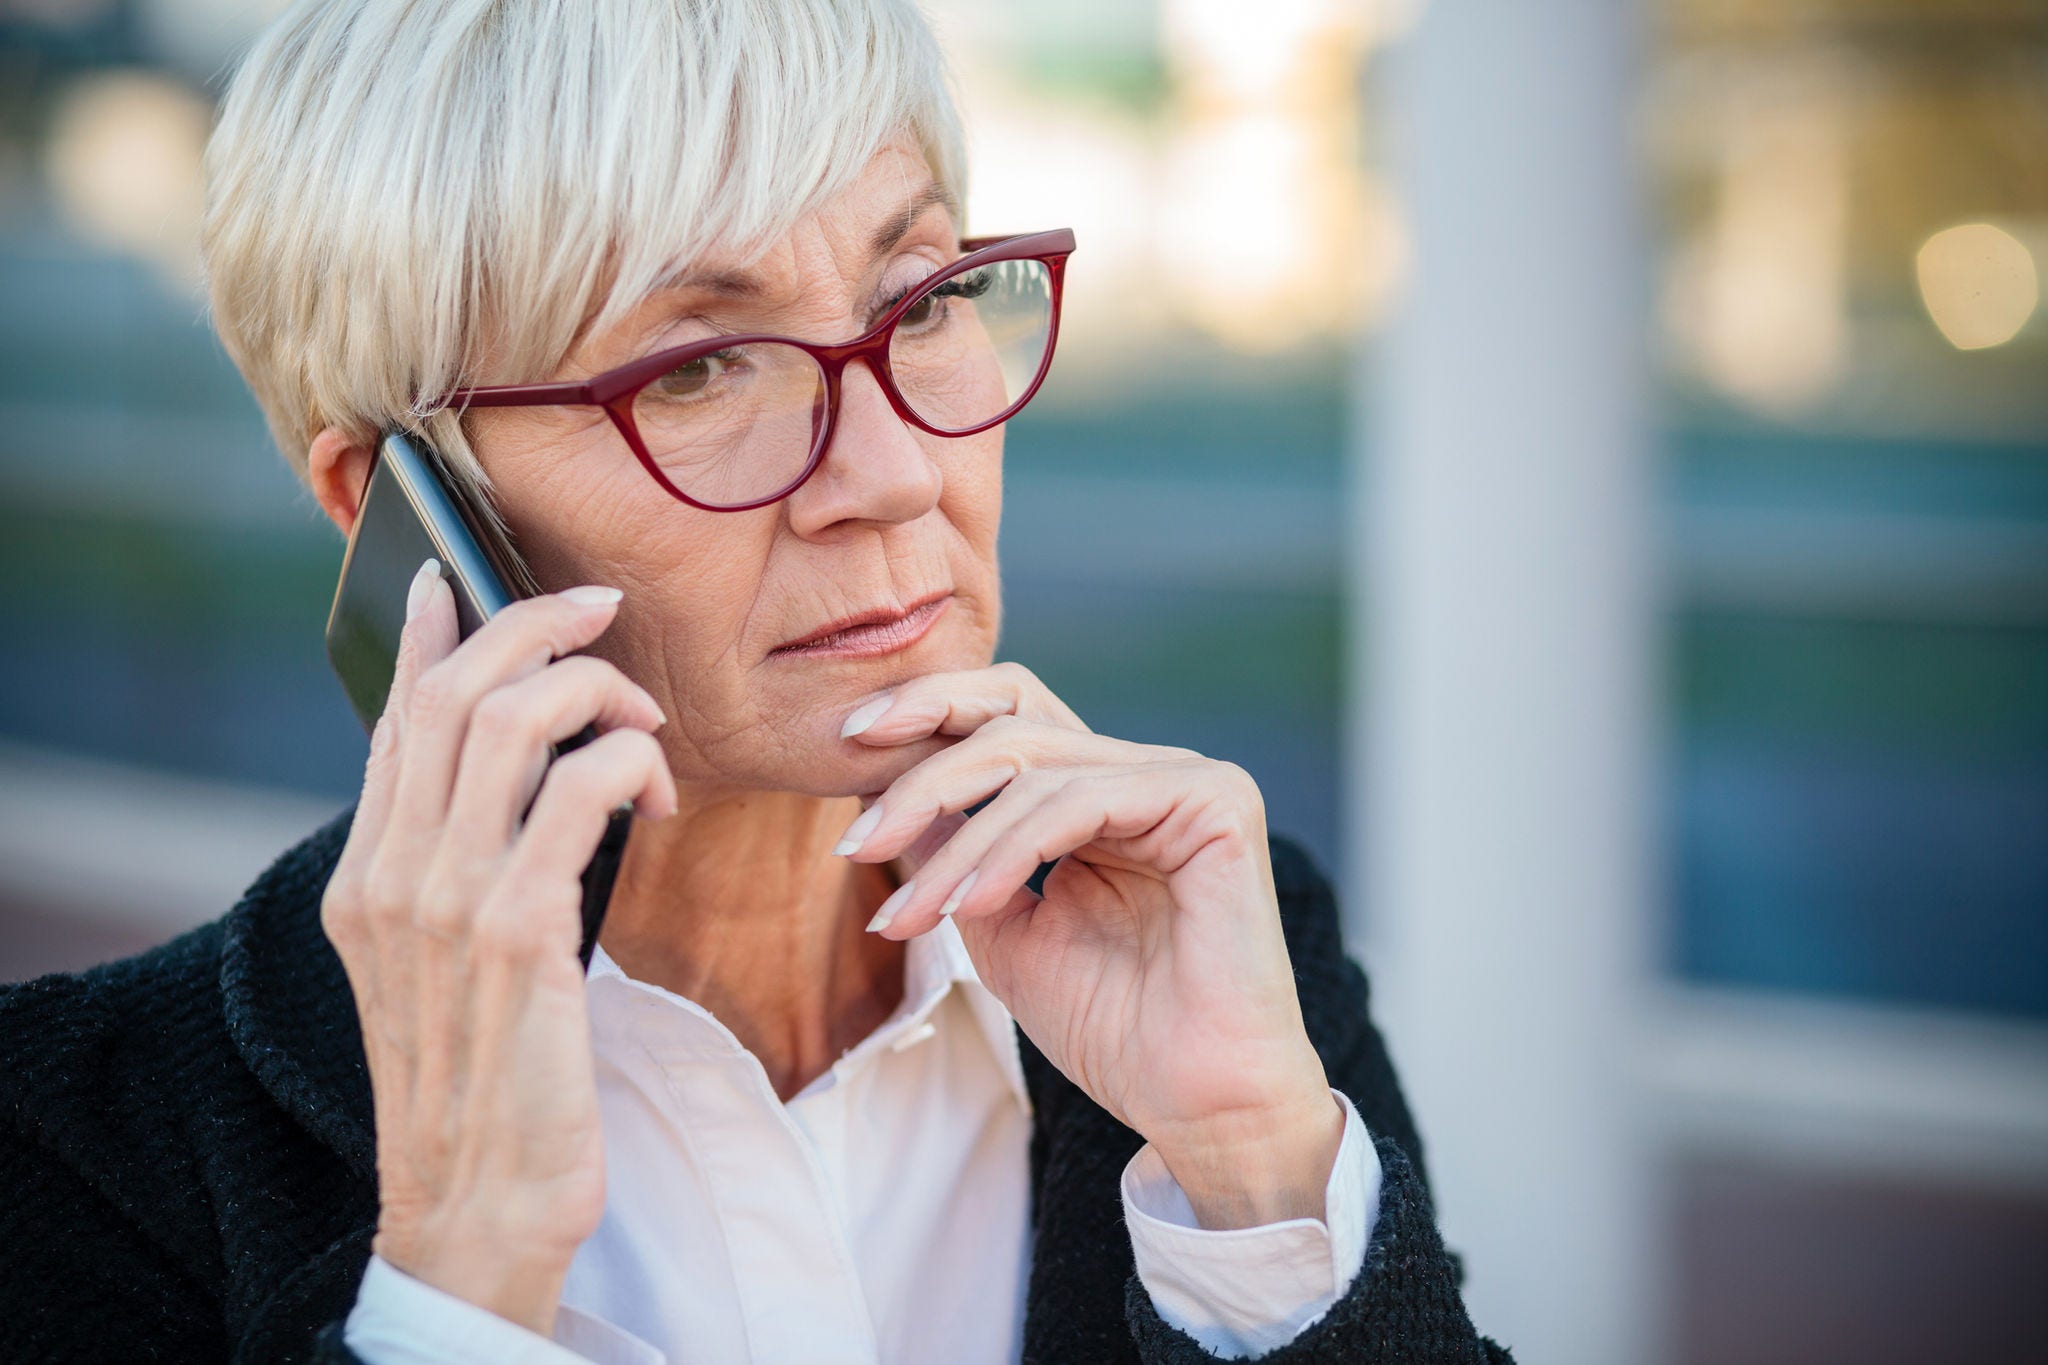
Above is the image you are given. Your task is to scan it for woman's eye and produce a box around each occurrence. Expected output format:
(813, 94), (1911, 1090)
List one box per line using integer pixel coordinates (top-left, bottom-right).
(892, 269), (993, 332)
(650, 348), (740, 399)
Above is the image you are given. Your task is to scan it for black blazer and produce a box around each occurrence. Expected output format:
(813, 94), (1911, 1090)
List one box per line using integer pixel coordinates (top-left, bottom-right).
(0, 805), (1510, 1363)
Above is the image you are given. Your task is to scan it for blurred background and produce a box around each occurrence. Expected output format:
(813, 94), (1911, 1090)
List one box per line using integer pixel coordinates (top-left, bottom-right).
(1, 0), (2042, 1360)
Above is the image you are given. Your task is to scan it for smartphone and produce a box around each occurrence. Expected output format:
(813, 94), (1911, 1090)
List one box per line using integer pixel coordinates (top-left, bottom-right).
(325, 429), (632, 971)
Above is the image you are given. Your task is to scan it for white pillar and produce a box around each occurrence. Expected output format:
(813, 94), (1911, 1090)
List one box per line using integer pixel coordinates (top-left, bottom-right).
(1343, 3), (1658, 1362)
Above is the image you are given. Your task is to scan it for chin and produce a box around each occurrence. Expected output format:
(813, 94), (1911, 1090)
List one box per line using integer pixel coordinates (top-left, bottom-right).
(679, 712), (945, 801)
(821, 718), (951, 795)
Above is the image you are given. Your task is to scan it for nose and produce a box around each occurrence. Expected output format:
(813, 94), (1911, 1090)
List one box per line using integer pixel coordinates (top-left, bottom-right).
(782, 356), (942, 536)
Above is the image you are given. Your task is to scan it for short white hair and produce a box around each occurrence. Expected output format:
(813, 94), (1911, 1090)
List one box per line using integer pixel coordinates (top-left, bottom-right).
(200, 0), (967, 498)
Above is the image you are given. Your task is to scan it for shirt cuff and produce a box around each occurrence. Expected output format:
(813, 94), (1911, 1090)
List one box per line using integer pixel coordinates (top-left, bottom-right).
(344, 1252), (664, 1365)
(1121, 1088), (1381, 1360)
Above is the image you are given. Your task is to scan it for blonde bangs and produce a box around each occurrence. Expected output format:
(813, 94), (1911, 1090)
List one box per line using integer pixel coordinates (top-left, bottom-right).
(200, 0), (966, 498)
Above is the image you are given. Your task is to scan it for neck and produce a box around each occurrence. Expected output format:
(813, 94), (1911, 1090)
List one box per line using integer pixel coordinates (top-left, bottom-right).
(595, 787), (907, 1101)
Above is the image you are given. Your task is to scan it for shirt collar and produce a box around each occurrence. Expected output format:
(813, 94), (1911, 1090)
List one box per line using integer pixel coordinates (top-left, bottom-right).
(919, 916), (1034, 1116)
(586, 917), (1031, 1116)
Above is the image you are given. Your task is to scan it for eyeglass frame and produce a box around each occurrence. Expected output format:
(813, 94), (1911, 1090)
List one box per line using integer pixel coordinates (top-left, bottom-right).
(420, 227), (1076, 513)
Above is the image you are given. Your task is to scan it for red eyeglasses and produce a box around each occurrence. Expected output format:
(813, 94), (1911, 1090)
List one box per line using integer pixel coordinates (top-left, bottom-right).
(425, 228), (1075, 512)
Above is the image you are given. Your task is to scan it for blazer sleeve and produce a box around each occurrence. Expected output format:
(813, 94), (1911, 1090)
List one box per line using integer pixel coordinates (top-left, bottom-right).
(0, 1103), (382, 1365)
(0, 1124), (229, 1361)
(1119, 835), (1514, 1363)
(314, 1321), (370, 1361)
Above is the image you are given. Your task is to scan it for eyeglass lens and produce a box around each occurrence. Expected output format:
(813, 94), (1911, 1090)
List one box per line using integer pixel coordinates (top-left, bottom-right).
(629, 258), (1055, 508)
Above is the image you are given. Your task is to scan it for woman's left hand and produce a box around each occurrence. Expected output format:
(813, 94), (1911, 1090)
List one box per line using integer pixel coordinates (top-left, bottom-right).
(834, 663), (1345, 1229)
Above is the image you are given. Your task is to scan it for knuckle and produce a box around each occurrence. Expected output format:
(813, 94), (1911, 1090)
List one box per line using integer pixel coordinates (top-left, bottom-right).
(621, 726), (665, 762)
(1211, 758), (1264, 809)
(452, 599), (528, 659)
(547, 654), (603, 691)
(320, 878), (364, 941)
(467, 686), (536, 746)
(591, 726), (662, 772)
(413, 875), (472, 940)
(565, 656), (640, 711)
(406, 664), (460, 728)
(360, 863), (417, 931)
(981, 711), (1031, 740)
(536, 595), (603, 652)
(1215, 757), (1255, 789)
(493, 593), (563, 635)
(541, 749), (611, 806)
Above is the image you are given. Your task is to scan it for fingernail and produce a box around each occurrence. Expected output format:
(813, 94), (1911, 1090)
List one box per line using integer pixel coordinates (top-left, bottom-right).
(841, 694), (895, 738)
(563, 585), (624, 606)
(938, 869), (979, 918)
(833, 802), (884, 856)
(866, 877), (915, 933)
(405, 557), (441, 620)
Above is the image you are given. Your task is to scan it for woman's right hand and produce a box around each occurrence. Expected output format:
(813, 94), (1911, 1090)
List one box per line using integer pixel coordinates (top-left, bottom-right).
(319, 560), (676, 1336)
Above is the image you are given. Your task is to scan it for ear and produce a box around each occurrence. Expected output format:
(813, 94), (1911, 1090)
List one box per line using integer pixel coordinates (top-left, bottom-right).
(308, 426), (376, 537)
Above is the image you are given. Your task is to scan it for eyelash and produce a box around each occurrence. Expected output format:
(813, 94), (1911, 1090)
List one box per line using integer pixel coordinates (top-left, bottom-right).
(875, 267), (993, 322)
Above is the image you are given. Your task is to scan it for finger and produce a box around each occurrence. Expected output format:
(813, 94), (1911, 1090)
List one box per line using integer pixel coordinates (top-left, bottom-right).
(837, 716), (1174, 865)
(390, 557), (463, 721)
(887, 809), (969, 883)
(872, 753), (1236, 945)
(506, 727), (676, 911)
(326, 559), (460, 1008)
(333, 558), (459, 890)
(869, 761), (1167, 940)
(840, 660), (1093, 746)
(443, 655), (667, 847)
(862, 764), (1075, 937)
(378, 584), (630, 868)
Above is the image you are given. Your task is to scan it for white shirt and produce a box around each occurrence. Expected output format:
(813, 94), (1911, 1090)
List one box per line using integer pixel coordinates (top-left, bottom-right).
(345, 917), (1381, 1362)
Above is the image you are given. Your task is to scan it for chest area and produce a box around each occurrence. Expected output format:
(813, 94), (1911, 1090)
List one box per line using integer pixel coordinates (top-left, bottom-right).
(564, 989), (1034, 1364)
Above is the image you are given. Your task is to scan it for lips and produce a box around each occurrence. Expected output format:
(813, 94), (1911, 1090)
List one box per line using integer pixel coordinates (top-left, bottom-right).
(771, 590), (952, 657)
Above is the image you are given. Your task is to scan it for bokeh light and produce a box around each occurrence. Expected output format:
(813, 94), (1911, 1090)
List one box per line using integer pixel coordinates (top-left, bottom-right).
(1916, 222), (2040, 351)
(43, 70), (210, 290)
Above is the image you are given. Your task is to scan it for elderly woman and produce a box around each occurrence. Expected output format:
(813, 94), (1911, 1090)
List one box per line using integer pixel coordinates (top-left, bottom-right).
(0, 3), (1510, 1363)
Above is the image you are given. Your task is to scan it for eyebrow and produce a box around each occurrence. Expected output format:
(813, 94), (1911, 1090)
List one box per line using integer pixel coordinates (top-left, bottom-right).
(866, 182), (957, 258)
(652, 181), (958, 300)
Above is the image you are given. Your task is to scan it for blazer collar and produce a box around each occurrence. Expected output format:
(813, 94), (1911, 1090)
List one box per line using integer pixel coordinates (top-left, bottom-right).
(218, 802), (377, 1182)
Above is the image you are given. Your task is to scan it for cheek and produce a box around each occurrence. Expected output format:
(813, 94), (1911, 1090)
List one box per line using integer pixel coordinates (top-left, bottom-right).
(940, 430), (1004, 567)
(467, 409), (638, 582)
(936, 431), (1003, 656)
(502, 461), (669, 594)
(475, 423), (779, 713)
(577, 519), (785, 782)
(476, 414), (1008, 790)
